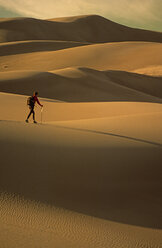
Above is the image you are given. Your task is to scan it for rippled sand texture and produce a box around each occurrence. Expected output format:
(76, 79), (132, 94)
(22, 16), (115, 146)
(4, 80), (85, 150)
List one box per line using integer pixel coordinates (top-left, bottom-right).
(0, 15), (162, 248)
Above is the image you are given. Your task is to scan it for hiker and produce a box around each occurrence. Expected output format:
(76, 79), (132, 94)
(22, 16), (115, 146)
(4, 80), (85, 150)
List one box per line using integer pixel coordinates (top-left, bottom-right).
(26, 91), (43, 123)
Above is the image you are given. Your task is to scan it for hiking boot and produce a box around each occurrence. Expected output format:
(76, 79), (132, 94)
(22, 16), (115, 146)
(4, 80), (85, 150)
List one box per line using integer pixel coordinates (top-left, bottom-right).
(25, 119), (29, 123)
(33, 120), (37, 124)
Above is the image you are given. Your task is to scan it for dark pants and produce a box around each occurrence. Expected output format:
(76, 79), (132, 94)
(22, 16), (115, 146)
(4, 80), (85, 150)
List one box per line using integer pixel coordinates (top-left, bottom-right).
(27, 106), (35, 120)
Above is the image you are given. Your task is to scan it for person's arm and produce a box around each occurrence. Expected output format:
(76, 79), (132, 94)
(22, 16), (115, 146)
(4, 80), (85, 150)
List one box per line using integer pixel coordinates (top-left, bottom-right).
(35, 96), (43, 107)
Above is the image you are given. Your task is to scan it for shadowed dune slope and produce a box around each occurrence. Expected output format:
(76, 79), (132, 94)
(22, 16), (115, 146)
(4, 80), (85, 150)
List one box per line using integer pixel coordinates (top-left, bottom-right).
(0, 15), (162, 43)
(0, 40), (90, 56)
(0, 115), (162, 230)
(1, 92), (162, 248)
(0, 42), (162, 73)
(104, 70), (162, 99)
(1, 93), (162, 232)
(0, 68), (162, 103)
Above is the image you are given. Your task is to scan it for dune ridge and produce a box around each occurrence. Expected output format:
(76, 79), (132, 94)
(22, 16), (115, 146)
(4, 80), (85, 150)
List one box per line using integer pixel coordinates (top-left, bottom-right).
(0, 191), (162, 248)
(1, 92), (162, 122)
(0, 68), (162, 102)
(104, 70), (162, 99)
(0, 15), (162, 43)
(0, 40), (90, 57)
(0, 42), (162, 75)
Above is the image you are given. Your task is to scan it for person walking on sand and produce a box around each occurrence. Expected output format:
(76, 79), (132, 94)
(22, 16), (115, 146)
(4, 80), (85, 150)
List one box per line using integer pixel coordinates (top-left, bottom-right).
(26, 91), (43, 123)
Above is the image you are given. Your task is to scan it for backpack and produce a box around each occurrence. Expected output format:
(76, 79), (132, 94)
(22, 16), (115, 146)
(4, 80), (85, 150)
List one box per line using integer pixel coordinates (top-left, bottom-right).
(27, 96), (35, 107)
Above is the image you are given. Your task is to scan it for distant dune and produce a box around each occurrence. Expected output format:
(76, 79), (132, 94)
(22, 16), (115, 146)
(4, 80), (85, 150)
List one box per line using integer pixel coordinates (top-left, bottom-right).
(0, 40), (90, 56)
(104, 70), (162, 99)
(0, 41), (162, 75)
(0, 15), (162, 43)
(0, 68), (162, 102)
(0, 14), (162, 248)
(0, 40), (162, 103)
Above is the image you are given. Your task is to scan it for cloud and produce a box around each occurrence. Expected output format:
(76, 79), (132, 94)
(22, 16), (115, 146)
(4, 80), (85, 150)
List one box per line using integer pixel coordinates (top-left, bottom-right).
(0, 0), (161, 31)
(0, 5), (22, 18)
(99, 0), (162, 31)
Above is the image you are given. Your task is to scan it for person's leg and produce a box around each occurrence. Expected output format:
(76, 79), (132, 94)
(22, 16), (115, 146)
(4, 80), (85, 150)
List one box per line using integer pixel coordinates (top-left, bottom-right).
(32, 107), (37, 123)
(27, 107), (33, 120)
(32, 109), (35, 121)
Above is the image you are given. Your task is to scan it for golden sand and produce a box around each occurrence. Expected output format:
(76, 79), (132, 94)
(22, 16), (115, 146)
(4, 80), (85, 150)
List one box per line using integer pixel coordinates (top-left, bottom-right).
(0, 14), (162, 248)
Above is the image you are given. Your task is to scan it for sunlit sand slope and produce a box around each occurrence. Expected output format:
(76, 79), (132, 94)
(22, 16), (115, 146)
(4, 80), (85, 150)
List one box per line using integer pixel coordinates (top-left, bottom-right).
(0, 42), (162, 74)
(1, 92), (162, 122)
(0, 192), (162, 248)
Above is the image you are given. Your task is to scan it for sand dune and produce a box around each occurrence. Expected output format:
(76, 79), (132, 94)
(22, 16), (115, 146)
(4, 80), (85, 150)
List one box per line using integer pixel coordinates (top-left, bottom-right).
(0, 15), (162, 43)
(2, 106), (162, 223)
(0, 40), (90, 57)
(1, 92), (162, 122)
(104, 70), (162, 99)
(1, 193), (162, 248)
(0, 68), (162, 102)
(133, 65), (162, 76)
(55, 111), (162, 147)
(1, 13), (162, 248)
(0, 42), (162, 74)
(0, 109), (162, 246)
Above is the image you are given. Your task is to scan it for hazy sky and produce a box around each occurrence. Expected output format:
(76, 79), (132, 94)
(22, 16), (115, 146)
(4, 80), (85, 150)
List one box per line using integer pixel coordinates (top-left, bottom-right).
(0, 0), (162, 31)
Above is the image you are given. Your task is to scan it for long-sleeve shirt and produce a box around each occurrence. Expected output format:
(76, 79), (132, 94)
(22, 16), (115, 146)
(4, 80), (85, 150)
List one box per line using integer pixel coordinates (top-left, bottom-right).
(33, 95), (42, 106)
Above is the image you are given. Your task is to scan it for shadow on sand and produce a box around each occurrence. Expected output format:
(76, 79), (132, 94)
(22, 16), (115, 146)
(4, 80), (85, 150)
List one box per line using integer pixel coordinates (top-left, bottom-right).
(54, 124), (162, 147)
(0, 69), (162, 103)
(1, 122), (162, 229)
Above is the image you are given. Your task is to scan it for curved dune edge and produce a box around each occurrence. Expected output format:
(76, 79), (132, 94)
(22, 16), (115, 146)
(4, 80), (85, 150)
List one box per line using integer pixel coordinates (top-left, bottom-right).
(1, 92), (162, 122)
(53, 111), (162, 145)
(0, 42), (162, 75)
(0, 15), (162, 43)
(0, 40), (90, 57)
(0, 192), (162, 248)
(0, 67), (162, 102)
(133, 65), (162, 76)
